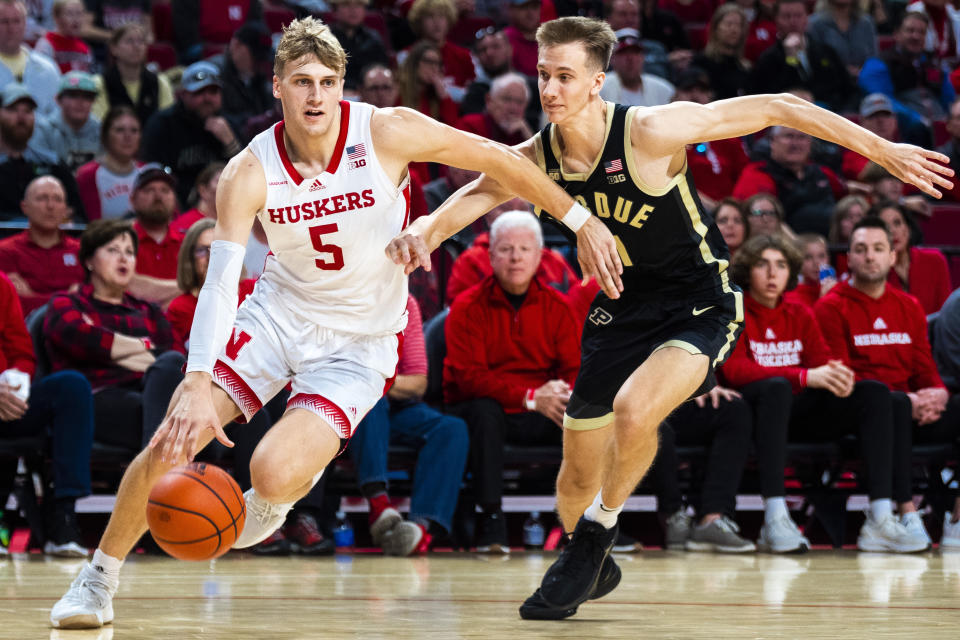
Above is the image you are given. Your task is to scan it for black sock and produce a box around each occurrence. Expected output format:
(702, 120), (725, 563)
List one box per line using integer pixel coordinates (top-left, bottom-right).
(361, 482), (388, 500)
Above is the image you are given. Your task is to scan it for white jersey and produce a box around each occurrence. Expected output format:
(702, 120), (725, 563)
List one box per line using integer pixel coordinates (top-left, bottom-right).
(247, 101), (409, 336)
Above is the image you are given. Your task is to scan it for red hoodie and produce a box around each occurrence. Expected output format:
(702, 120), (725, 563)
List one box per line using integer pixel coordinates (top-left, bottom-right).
(721, 294), (832, 392)
(446, 233), (579, 303)
(0, 273), (36, 377)
(443, 275), (581, 412)
(814, 280), (945, 392)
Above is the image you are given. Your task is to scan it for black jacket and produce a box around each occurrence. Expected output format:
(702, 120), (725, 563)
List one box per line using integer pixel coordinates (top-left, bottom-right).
(141, 102), (237, 205)
(749, 38), (855, 112)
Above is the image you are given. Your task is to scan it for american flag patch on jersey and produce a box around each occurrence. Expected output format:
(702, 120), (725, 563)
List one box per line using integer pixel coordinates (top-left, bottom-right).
(347, 143), (366, 160)
(604, 159), (623, 173)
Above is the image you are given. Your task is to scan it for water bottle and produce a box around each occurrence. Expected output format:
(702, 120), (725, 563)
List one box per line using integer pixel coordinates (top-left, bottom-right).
(332, 510), (354, 549)
(523, 511), (545, 549)
(0, 509), (9, 548)
(819, 264), (837, 282)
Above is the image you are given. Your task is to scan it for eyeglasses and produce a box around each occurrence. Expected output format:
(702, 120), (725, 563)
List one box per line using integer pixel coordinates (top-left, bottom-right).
(475, 26), (498, 42)
(193, 246), (211, 258)
(750, 208), (777, 218)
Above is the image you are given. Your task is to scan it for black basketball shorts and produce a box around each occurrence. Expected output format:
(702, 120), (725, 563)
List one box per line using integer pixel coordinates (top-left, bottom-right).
(563, 291), (743, 430)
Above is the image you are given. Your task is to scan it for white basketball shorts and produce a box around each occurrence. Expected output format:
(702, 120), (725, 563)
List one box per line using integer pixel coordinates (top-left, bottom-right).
(211, 290), (402, 441)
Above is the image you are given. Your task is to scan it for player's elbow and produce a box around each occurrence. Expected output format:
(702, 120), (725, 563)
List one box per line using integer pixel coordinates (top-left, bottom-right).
(766, 93), (807, 127)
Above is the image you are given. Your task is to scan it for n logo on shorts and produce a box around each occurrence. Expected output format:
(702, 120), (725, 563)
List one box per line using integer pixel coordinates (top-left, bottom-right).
(589, 307), (613, 326)
(225, 329), (252, 361)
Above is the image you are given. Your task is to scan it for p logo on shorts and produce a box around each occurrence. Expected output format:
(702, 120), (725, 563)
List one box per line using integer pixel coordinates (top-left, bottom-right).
(589, 307), (613, 326)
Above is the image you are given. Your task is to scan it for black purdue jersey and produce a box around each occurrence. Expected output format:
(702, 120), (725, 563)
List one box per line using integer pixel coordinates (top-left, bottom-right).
(535, 102), (739, 304)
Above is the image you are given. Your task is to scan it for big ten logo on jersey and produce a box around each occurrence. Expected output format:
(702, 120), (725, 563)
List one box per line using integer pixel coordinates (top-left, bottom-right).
(266, 190), (376, 225)
(607, 174), (626, 184)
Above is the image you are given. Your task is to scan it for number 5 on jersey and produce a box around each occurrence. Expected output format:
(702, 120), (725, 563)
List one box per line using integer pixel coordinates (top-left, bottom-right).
(309, 223), (345, 270)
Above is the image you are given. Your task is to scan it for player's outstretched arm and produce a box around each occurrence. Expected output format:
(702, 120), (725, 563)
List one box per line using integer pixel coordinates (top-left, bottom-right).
(149, 150), (265, 464)
(635, 93), (954, 198)
(378, 107), (624, 298)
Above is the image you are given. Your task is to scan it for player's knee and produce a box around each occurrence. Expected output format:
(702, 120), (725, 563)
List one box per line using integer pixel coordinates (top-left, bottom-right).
(249, 467), (294, 504)
(557, 461), (599, 495)
(611, 399), (660, 440)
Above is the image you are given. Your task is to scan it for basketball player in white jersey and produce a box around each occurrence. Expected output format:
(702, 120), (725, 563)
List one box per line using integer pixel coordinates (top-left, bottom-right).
(50, 17), (624, 630)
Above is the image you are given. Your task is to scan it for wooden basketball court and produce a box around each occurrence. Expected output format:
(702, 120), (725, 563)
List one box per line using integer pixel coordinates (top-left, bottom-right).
(5, 550), (960, 638)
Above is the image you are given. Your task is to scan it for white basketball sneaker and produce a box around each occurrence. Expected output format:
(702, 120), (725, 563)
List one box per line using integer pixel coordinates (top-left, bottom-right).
(232, 489), (295, 549)
(50, 563), (117, 629)
(857, 512), (930, 553)
(942, 513), (960, 550)
(757, 515), (810, 553)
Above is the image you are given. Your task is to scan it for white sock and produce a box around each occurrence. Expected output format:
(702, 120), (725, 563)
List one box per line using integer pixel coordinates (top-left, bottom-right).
(764, 497), (788, 523)
(91, 548), (122, 583)
(583, 490), (621, 529)
(870, 499), (893, 522)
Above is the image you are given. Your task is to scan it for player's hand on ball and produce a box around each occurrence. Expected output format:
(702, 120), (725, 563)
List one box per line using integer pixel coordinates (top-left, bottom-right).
(149, 375), (233, 464)
(386, 231), (432, 275)
(881, 143), (954, 199)
(576, 216), (624, 300)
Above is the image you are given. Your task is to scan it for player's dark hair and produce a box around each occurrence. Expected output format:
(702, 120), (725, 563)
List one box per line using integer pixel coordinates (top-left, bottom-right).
(78, 219), (139, 280)
(730, 233), (803, 292)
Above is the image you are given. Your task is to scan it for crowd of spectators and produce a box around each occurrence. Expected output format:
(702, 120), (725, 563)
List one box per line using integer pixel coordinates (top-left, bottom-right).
(1, 0), (960, 559)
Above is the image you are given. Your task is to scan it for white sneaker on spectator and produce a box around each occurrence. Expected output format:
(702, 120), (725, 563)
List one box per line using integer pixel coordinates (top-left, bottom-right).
(370, 507), (403, 547)
(685, 516), (756, 553)
(757, 515), (810, 553)
(232, 489), (294, 549)
(857, 512), (929, 553)
(942, 513), (960, 550)
(50, 562), (117, 629)
(900, 512), (932, 548)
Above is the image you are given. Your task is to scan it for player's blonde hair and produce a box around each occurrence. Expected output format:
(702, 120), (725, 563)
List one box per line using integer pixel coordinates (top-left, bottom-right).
(536, 17), (617, 73)
(274, 16), (347, 78)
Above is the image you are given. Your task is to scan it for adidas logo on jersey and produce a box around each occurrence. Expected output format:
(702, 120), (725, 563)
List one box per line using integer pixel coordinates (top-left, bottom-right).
(309, 179), (325, 192)
(765, 328), (776, 340)
(873, 317), (888, 330)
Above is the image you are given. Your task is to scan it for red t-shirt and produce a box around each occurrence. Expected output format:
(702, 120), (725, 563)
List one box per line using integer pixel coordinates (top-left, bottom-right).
(0, 273), (36, 377)
(440, 40), (476, 88)
(720, 294), (832, 392)
(0, 231), (84, 316)
(745, 19), (778, 61)
(783, 281), (820, 309)
(39, 32), (93, 73)
(165, 278), (257, 348)
(445, 233), (579, 303)
(443, 275), (581, 411)
(134, 222), (184, 280)
(171, 209), (210, 236)
(886, 246), (952, 315)
(686, 138), (751, 202)
(504, 25), (539, 77)
(814, 280), (945, 392)
(397, 295), (428, 377)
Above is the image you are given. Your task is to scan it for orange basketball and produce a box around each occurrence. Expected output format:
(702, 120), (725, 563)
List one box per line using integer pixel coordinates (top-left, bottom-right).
(146, 462), (246, 561)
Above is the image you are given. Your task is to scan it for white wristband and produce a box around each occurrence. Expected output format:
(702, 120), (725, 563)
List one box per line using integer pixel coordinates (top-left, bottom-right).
(561, 202), (591, 232)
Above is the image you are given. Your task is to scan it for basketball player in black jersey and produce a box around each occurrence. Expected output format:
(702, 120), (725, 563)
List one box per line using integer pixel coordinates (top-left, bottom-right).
(387, 17), (953, 620)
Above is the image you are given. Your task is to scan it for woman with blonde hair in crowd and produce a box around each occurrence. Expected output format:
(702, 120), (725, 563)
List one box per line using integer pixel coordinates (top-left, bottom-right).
(692, 4), (751, 100)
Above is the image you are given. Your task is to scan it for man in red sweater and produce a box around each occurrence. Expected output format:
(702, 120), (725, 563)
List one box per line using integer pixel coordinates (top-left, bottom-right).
(725, 234), (928, 552)
(444, 211), (581, 552)
(455, 72), (533, 147)
(816, 218), (960, 549)
(445, 209), (578, 303)
(0, 176), (84, 315)
(0, 272), (95, 557)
